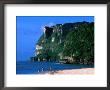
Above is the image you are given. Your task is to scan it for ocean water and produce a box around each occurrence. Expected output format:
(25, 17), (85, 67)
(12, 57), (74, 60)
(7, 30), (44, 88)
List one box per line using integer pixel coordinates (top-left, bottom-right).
(16, 61), (94, 74)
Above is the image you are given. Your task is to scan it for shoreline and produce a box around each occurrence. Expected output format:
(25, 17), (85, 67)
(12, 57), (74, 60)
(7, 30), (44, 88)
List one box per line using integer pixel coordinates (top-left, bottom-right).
(43, 68), (94, 75)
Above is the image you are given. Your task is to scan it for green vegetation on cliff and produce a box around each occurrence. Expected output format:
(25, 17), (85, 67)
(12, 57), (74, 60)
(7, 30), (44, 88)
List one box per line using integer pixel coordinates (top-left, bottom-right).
(32, 21), (94, 65)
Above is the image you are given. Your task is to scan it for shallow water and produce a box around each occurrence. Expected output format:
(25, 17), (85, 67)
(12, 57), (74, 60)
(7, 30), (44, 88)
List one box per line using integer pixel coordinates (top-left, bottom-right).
(16, 61), (94, 74)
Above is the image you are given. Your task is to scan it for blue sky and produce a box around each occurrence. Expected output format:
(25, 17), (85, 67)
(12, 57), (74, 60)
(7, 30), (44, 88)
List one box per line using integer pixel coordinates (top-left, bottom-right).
(16, 16), (94, 61)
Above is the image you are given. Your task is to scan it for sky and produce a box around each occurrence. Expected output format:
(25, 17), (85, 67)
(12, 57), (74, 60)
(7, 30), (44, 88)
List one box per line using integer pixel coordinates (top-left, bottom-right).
(16, 16), (94, 61)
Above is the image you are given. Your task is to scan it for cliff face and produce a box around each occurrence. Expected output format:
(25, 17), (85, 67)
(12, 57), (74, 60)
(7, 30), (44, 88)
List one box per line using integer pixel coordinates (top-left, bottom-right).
(35, 21), (94, 65)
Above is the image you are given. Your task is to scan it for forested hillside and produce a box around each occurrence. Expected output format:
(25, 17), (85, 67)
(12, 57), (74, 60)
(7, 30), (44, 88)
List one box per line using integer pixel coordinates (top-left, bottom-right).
(32, 21), (94, 65)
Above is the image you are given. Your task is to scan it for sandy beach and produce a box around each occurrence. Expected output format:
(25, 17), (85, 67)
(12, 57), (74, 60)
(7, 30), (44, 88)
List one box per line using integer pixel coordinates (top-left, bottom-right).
(45, 68), (94, 75)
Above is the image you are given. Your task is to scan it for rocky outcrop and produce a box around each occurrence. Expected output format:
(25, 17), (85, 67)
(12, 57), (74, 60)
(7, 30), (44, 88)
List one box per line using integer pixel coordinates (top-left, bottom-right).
(33, 21), (94, 65)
